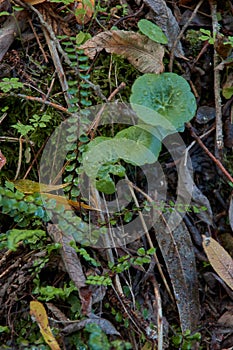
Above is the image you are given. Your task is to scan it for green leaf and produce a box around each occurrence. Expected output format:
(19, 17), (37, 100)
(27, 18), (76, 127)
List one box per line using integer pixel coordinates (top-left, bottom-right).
(7, 229), (46, 251)
(12, 122), (34, 136)
(222, 86), (233, 99)
(130, 73), (196, 134)
(95, 163), (126, 194)
(147, 247), (156, 255)
(115, 125), (161, 158)
(137, 247), (146, 256)
(0, 77), (23, 92)
(0, 325), (10, 333)
(138, 19), (168, 44)
(82, 138), (157, 194)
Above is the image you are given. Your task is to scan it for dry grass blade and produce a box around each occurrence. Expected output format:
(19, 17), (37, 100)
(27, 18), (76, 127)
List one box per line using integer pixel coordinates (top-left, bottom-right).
(202, 235), (233, 290)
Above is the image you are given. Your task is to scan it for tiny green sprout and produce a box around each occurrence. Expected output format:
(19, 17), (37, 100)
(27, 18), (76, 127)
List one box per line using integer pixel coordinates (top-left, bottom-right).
(199, 29), (215, 45)
(0, 11), (10, 16)
(224, 36), (233, 48)
(0, 77), (23, 93)
(0, 325), (10, 333)
(172, 328), (201, 349)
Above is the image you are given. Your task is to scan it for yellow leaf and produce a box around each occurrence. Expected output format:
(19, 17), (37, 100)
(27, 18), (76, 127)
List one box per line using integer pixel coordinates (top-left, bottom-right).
(41, 193), (100, 211)
(75, 0), (95, 25)
(202, 235), (233, 290)
(30, 301), (61, 350)
(12, 179), (70, 194)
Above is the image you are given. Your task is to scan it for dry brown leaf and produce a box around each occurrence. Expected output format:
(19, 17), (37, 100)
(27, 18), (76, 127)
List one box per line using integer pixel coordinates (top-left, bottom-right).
(47, 224), (92, 316)
(30, 301), (61, 350)
(0, 150), (6, 170)
(202, 235), (233, 290)
(155, 211), (200, 332)
(177, 156), (214, 226)
(80, 30), (164, 74)
(143, 0), (184, 57)
(41, 193), (100, 211)
(75, 0), (95, 25)
(23, 0), (45, 4)
(0, 11), (28, 62)
(63, 316), (120, 336)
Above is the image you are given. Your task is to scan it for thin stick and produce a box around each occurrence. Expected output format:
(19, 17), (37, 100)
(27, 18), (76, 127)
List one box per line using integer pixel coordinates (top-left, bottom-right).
(15, 93), (70, 114)
(186, 122), (233, 184)
(169, 0), (204, 72)
(27, 3), (107, 103)
(87, 82), (126, 137)
(14, 136), (23, 180)
(42, 27), (72, 108)
(91, 187), (124, 296)
(0, 112), (7, 124)
(126, 177), (175, 302)
(40, 75), (56, 112)
(28, 18), (48, 63)
(209, 0), (224, 157)
(23, 140), (47, 179)
(149, 275), (163, 350)
(0, 136), (33, 144)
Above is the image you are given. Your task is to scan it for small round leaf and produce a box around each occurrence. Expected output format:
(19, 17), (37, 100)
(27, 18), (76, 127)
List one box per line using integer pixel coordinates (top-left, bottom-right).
(130, 73), (197, 133)
(138, 19), (168, 44)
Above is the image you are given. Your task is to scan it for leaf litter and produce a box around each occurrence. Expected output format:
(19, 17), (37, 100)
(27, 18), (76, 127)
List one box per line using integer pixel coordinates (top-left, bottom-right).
(0, 0), (233, 349)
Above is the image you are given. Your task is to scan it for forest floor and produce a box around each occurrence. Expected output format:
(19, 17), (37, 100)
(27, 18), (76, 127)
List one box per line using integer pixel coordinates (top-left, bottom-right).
(0, 0), (233, 349)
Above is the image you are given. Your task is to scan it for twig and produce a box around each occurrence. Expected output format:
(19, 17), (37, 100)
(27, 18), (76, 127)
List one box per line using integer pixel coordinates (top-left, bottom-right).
(0, 112), (7, 124)
(91, 186), (124, 297)
(87, 82), (126, 137)
(28, 18), (48, 63)
(169, 0), (204, 72)
(149, 275), (163, 350)
(14, 136), (23, 180)
(126, 177), (175, 303)
(15, 93), (70, 114)
(42, 27), (72, 108)
(26, 4), (72, 107)
(186, 122), (233, 184)
(28, 4), (73, 67)
(40, 75), (56, 112)
(23, 139), (48, 179)
(113, 4), (144, 27)
(28, 3), (107, 104)
(0, 136), (34, 145)
(209, 0), (223, 158)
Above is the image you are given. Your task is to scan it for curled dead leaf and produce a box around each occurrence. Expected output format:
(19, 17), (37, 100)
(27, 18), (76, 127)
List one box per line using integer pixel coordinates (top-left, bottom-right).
(80, 30), (164, 74)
